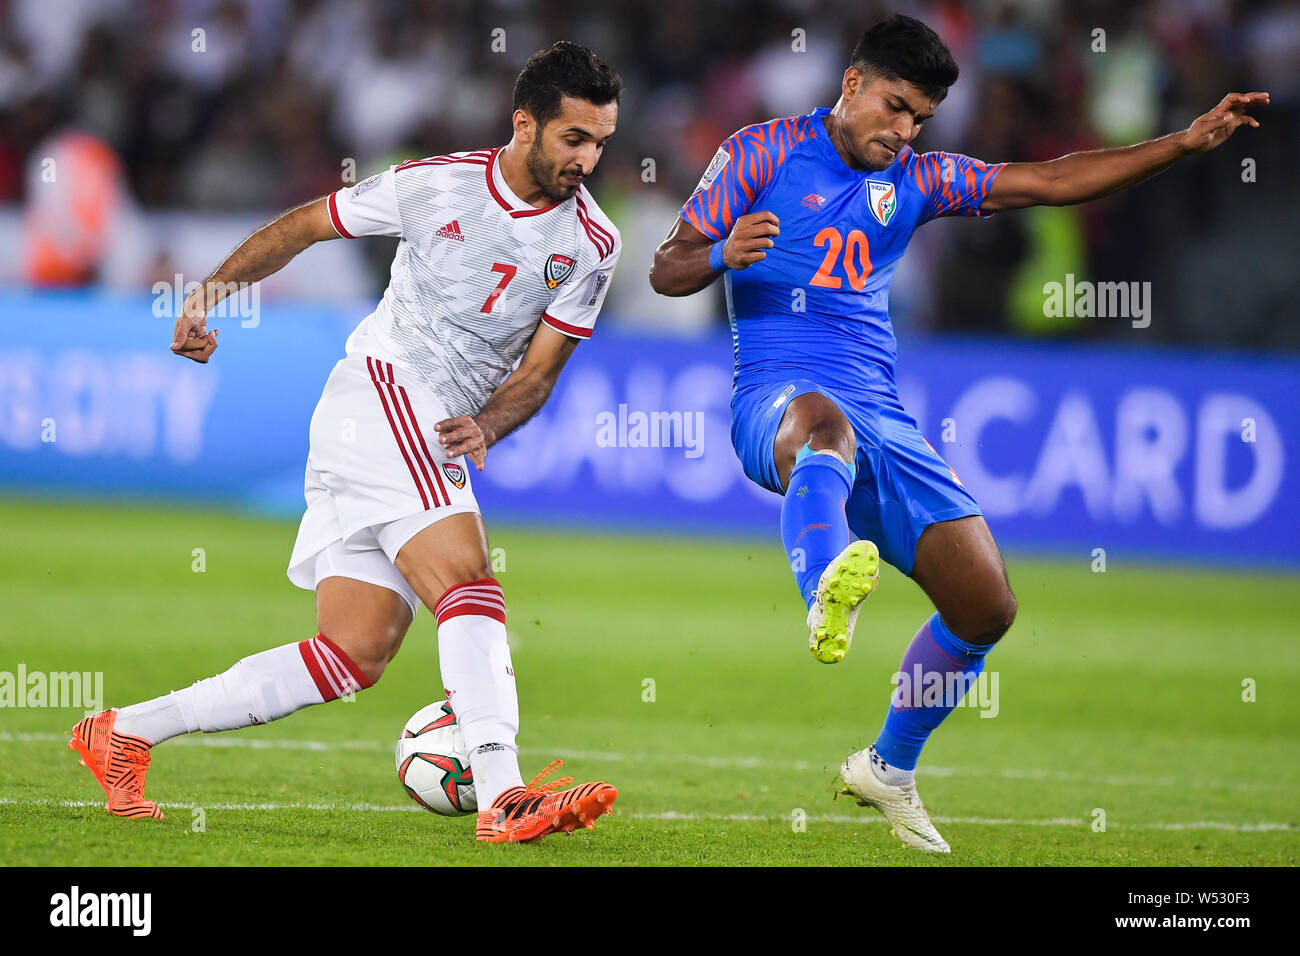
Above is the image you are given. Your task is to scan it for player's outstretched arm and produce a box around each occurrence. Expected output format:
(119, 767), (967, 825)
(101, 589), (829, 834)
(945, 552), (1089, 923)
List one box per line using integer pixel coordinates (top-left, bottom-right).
(170, 196), (340, 363)
(649, 212), (780, 296)
(434, 323), (580, 471)
(982, 92), (1269, 213)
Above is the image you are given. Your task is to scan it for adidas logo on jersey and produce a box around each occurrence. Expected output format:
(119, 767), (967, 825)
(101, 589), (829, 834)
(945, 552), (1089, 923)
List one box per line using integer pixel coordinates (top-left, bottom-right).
(435, 220), (466, 241)
(802, 193), (826, 210)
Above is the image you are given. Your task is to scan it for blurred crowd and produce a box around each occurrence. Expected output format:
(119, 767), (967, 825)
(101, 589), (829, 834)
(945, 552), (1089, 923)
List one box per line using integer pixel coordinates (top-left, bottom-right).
(2, 0), (1297, 348)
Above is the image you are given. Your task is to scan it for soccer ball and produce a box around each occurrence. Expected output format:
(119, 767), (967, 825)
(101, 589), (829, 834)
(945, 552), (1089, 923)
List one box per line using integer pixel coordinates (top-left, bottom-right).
(395, 700), (477, 816)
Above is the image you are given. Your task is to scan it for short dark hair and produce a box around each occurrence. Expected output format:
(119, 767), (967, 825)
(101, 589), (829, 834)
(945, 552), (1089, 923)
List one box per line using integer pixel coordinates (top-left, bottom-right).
(512, 41), (622, 130)
(849, 14), (959, 98)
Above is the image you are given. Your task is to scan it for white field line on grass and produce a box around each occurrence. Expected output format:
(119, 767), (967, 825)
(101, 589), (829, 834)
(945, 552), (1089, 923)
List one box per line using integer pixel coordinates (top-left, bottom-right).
(0, 798), (1291, 832)
(1, 730), (1289, 795)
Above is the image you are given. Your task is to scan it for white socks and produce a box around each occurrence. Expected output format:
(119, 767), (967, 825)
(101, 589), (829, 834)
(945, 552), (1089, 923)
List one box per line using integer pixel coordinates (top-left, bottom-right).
(114, 635), (371, 745)
(433, 578), (524, 807)
(113, 584), (526, 812)
(111, 693), (189, 744)
(869, 745), (916, 788)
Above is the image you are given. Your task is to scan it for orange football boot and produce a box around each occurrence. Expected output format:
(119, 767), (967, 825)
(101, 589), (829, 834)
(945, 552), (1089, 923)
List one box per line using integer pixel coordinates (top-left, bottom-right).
(69, 710), (164, 819)
(476, 760), (616, 843)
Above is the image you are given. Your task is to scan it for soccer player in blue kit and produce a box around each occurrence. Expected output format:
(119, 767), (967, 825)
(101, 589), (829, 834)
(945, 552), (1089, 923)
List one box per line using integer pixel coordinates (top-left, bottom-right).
(650, 14), (1267, 851)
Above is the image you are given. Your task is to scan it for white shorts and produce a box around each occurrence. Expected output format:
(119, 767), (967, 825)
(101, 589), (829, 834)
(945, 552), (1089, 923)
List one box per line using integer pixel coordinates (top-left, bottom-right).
(287, 354), (481, 615)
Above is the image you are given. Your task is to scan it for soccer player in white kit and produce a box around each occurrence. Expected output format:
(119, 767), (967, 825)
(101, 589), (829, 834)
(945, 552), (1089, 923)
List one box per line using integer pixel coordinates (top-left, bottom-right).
(70, 42), (624, 844)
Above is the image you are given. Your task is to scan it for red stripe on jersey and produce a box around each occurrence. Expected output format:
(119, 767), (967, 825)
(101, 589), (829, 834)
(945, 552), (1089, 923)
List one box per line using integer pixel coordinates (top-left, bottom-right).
(574, 194), (613, 258)
(367, 356), (431, 509)
(575, 208), (612, 260)
(485, 147), (564, 218)
(389, 363), (452, 507)
(327, 191), (355, 239)
(397, 149), (492, 172)
(576, 193), (614, 248)
(383, 378), (443, 509)
(483, 149), (513, 213)
(575, 212), (610, 259)
(542, 312), (593, 340)
(423, 158), (489, 168)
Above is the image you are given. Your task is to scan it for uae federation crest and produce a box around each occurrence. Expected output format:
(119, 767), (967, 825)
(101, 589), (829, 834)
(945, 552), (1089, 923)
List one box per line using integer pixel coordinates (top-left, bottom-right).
(442, 462), (466, 489)
(544, 253), (576, 290)
(867, 181), (897, 228)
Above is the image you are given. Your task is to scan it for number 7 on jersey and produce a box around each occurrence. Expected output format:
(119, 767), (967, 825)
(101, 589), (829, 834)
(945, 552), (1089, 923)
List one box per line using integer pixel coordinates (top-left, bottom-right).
(480, 263), (518, 313)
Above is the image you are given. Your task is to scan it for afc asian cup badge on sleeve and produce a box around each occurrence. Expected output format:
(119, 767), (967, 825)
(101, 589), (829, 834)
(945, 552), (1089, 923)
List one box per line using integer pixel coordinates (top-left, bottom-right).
(695, 147), (730, 191)
(544, 253), (576, 290)
(442, 462), (467, 489)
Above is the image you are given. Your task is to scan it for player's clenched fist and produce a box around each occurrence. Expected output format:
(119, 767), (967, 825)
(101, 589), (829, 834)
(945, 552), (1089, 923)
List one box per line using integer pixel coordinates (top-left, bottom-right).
(724, 211), (780, 270)
(435, 415), (492, 470)
(170, 284), (220, 363)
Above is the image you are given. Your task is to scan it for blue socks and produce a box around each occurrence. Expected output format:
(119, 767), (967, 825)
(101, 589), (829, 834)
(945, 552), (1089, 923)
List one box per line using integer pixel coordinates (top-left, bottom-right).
(780, 446), (997, 774)
(873, 612), (995, 771)
(780, 448), (853, 609)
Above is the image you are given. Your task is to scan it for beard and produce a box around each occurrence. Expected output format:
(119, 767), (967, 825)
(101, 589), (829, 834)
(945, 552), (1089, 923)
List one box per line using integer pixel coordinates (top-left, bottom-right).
(526, 137), (582, 203)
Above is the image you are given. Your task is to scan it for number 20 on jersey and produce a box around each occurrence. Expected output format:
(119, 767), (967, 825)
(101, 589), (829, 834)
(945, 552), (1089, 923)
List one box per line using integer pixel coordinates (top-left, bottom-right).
(810, 227), (873, 291)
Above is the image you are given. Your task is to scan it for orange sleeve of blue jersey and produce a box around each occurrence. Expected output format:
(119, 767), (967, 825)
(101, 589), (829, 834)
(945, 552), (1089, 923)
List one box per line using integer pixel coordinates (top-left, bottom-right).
(681, 118), (809, 241)
(909, 150), (1007, 223)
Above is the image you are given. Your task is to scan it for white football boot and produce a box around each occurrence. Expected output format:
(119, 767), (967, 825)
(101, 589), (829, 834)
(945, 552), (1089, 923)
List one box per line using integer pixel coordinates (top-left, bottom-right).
(807, 540), (880, 663)
(835, 746), (951, 853)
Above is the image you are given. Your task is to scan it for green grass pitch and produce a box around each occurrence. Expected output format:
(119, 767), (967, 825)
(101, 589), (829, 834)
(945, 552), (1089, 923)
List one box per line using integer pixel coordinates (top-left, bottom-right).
(1, 497), (1296, 866)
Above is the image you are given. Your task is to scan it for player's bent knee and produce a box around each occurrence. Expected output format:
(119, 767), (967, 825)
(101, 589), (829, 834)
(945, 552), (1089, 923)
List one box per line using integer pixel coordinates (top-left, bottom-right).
(789, 402), (854, 459)
(805, 422), (855, 463)
(393, 516), (493, 603)
(321, 620), (409, 685)
(315, 575), (412, 684)
(339, 638), (393, 685)
(775, 413), (856, 486)
(442, 562), (495, 587)
(398, 559), (494, 602)
(963, 588), (1017, 645)
(994, 588), (1018, 638)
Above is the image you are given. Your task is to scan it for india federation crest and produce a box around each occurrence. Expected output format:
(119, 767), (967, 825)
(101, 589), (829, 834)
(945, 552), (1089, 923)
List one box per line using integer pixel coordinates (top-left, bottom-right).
(867, 181), (897, 228)
(442, 462), (466, 489)
(544, 253), (576, 290)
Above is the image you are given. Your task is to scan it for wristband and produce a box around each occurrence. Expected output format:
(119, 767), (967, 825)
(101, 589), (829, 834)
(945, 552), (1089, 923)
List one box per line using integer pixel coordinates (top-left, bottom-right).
(708, 240), (728, 273)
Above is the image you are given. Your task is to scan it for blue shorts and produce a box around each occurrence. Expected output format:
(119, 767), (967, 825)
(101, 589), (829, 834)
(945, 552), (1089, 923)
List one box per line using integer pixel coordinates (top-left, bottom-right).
(730, 380), (982, 576)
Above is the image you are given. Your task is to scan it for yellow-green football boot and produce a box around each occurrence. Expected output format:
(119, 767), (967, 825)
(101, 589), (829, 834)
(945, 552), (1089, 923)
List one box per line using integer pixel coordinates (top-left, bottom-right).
(807, 540), (880, 663)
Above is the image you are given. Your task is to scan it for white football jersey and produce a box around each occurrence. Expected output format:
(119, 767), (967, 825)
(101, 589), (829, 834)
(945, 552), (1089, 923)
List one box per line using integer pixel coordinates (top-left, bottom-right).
(327, 147), (621, 418)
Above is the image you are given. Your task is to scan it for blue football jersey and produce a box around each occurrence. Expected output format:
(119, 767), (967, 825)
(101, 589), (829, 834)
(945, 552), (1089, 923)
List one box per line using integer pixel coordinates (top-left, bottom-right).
(682, 107), (1005, 404)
